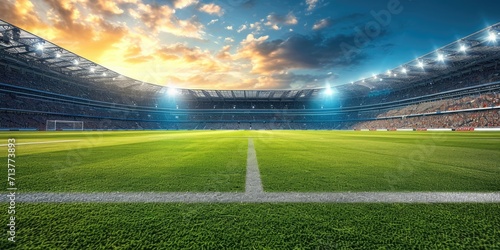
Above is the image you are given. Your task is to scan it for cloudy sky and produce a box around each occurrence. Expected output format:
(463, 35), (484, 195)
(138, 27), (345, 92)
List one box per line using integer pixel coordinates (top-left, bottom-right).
(1, 0), (500, 89)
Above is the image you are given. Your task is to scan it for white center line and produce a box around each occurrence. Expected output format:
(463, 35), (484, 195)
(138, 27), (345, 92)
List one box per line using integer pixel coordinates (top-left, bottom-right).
(246, 138), (264, 194)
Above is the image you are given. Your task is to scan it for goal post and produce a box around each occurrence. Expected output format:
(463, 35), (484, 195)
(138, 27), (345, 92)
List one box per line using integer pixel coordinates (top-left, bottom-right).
(46, 120), (84, 131)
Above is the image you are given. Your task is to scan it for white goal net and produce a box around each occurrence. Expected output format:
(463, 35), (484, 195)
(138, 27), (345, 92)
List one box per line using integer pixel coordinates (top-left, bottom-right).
(46, 120), (84, 131)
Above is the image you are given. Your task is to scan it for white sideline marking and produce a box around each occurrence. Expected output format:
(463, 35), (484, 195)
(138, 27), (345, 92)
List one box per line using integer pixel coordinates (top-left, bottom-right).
(6, 192), (500, 203)
(246, 138), (264, 194)
(0, 140), (81, 146)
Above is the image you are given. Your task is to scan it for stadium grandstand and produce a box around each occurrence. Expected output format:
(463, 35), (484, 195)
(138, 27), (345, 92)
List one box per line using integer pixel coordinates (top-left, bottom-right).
(1, 19), (499, 131)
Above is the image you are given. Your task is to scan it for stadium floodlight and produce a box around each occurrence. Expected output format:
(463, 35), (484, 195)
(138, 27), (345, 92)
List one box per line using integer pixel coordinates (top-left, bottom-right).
(437, 53), (445, 62)
(324, 83), (334, 95)
(73, 59), (79, 65)
(417, 61), (425, 69)
(459, 44), (467, 52)
(372, 74), (378, 80)
(102, 72), (107, 76)
(35, 43), (43, 51)
(90, 67), (95, 73)
(401, 68), (407, 74)
(488, 32), (497, 42)
(386, 70), (392, 76)
(167, 87), (178, 96)
(55, 52), (61, 58)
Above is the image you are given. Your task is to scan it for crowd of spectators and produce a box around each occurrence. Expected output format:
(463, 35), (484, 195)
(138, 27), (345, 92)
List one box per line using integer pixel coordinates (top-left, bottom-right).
(377, 92), (499, 118)
(179, 101), (313, 110)
(345, 65), (500, 107)
(0, 64), (158, 106)
(353, 109), (500, 130)
(0, 111), (204, 130)
(1, 58), (500, 130)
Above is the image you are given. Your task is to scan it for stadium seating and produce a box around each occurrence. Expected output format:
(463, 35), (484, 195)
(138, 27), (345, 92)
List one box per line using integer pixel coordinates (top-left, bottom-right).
(1, 58), (499, 130)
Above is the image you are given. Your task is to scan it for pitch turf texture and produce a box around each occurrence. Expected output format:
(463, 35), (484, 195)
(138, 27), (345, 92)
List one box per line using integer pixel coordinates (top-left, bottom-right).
(1, 130), (500, 248)
(4, 130), (499, 192)
(3, 203), (500, 249)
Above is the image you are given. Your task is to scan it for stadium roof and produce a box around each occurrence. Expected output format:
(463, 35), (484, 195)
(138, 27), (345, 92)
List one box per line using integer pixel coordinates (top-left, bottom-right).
(161, 88), (323, 101)
(0, 19), (160, 92)
(1, 19), (499, 100)
(352, 23), (500, 91)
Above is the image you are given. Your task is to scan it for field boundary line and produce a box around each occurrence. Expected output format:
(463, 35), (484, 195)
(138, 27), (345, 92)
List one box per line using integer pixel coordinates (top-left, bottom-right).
(246, 138), (263, 194)
(0, 140), (81, 146)
(5, 192), (500, 203)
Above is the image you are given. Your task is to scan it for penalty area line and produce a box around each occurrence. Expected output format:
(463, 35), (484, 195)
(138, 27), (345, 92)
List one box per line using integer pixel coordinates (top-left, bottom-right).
(0, 140), (81, 146)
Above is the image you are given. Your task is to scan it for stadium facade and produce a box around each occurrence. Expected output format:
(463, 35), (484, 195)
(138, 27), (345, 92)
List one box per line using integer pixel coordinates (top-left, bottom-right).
(1, 20), (499, 131)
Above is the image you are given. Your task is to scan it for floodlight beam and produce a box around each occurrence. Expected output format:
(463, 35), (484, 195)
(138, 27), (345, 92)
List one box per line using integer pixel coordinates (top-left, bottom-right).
(437, 53), (445, 62)
(35, 43), (43, 51)
(167, 87), (179, 96)
(488, 32), (497, 42)
(417, 61), (424, 68)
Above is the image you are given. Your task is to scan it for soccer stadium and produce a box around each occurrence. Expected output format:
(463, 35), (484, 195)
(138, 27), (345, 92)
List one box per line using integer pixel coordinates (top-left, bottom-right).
(1, 1), (500, 249)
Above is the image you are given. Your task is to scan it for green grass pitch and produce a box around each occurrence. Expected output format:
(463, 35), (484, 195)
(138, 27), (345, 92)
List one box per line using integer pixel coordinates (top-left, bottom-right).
(6, 131), (248, 192)
(3, 130), (499, 192)
(254, 131), (500, 192)
(0, 130), (499, 248)
(3, 203), (500, 249)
